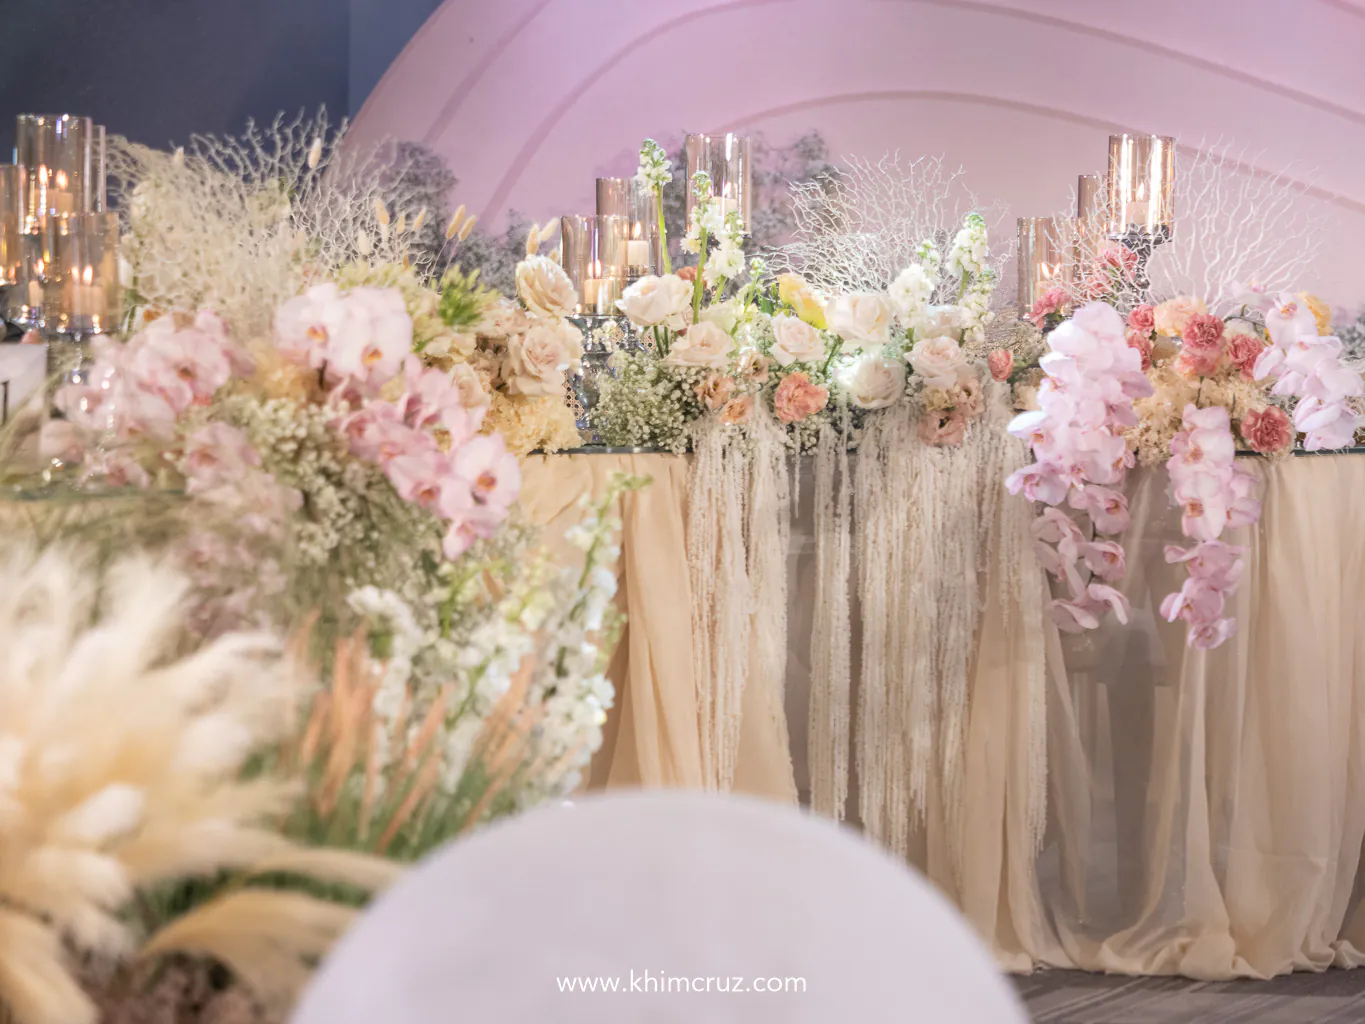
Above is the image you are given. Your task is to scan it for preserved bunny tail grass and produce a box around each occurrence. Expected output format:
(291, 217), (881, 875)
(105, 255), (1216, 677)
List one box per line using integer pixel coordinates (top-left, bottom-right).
(808, 422), (853, 819)
(746, 415), (796, 797)
(686, 419), (752, 790)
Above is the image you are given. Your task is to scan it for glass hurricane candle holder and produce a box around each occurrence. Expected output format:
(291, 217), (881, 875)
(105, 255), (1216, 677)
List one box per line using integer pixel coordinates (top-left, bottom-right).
(1017, 216), (1073, 318)
(46, 212), (120, 338)
(15, 114), (95, 234)
(0, 165), (19, 287)
(6, 234), (52, 330)
(597, 178), (659, 278)
(684, 132), (752, 233)
(1106, 134), (1175, 243)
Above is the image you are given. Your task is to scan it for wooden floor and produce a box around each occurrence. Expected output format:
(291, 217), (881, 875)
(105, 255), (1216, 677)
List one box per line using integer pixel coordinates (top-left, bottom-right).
(1014, 969), (1365, 1023)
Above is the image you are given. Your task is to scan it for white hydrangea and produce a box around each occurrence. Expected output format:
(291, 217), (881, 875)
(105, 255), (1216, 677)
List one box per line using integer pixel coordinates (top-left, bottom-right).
(888, 263), (934, 321)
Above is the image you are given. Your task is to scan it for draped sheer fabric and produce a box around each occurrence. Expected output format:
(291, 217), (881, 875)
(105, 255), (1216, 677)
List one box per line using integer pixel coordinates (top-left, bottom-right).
(522, 450), (1365, 979)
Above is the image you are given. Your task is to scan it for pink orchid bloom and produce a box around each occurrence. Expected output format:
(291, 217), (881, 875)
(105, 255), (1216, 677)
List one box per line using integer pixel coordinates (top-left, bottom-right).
(1005, 462), (1071, 506)
(1050, 598), (1100, 634)
(1295, 397), (1358, 450)
(1172, 471), (1230, 542)
(1031, 507), (1085, 548)
(354, 415), (436, 466)
(183, 423), (261, 492)
(1188, 617), (1237, 650)
(1252, 345), (1286, 381)
(1072, 429), (1130, 485)
(385, 448), (449, 509)
(1069, 484), (1130, 534)
(1264, 293), (1318, 348)
(1159, 579), (1224, 626)
(1079, 539), (1126, 581)
(1068, 301), (1127, 348)
(437, 484), (505, 559)
(1164, 540), (1244, 588)
(450, 434), (521, 514)
(1034, 541), (1084, 596)
(1084, 583), (1131, 625)
(1007, 409), (1051, 446)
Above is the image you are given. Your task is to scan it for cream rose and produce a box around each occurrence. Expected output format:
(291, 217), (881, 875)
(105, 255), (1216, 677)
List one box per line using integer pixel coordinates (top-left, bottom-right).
(663, 320), (736, 369)
(825, 292), (893, 348)
(503, 320), (584, 396)
(449, 361), (492, 411)
(516, 255), (578, 319)
(617, 273), (692, 329)
(770, 314), (825, 366)
(840, 354), (907, 410)
(908, 336), (970, 389)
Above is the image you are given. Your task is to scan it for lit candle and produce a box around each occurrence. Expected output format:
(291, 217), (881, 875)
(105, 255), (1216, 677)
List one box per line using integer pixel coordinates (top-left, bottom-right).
(51, 169), (74, 216)
(26, 279), (41, 310)
(583, 278), (600, 309)
(626, 238), (649, 267)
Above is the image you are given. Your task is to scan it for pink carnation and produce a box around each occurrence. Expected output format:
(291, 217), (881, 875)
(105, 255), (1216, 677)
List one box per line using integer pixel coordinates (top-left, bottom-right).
(988, 349), (1014, 382)
(1175, 348), (1220, 379)
(1239, 406), (1293, 454)
(1127, 304), (1155, 333)
(1125, 329), (1153, 372)
(1227, 331), (1267, 381)
(772, 371), (829, 425)
(1181, 312), (1226, 356)
(1028, 287), (1066, 328)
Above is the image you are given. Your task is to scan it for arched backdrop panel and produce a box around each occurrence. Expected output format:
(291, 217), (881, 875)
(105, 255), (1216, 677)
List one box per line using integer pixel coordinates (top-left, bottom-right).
(349, 0), (1365, 304)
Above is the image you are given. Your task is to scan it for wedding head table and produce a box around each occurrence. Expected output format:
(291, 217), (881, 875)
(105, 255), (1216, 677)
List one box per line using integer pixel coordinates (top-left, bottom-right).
(522, 441), (1365, 981)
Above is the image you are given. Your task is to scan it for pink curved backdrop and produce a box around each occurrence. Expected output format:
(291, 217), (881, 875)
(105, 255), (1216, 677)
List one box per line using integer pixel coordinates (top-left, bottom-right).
(350, 0), (1365, 304)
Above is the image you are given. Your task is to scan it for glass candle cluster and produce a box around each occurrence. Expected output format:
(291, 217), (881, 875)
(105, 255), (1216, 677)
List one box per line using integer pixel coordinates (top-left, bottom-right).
(3, 113), (120, 337)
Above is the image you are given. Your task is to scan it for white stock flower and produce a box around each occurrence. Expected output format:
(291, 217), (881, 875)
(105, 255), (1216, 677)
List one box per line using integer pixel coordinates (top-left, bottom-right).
(516, 255), (578, 319)
(662, 320), (736, 370)
(888, 264), (934, 321)
(840, 354), (907, 409)
(702, 242), (745, 289)
(825, 292), (893, 349)
(617, 274), (692, 329)
(770, 314), (825, 366)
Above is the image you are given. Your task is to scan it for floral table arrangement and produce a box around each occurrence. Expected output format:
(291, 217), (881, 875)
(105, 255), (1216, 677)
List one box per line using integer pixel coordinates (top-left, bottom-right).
(0, 115), (632, 1024)
(592, 142), (1007, 455)
(1008, 283), (1363, 650)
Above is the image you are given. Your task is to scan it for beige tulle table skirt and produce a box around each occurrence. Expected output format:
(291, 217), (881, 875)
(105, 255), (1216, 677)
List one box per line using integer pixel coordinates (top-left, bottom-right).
(521, 451), (1365, 979)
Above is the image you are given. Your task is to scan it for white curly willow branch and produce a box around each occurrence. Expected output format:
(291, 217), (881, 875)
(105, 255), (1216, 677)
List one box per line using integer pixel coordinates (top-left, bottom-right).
(764, 153), (1008, 297)
(1056, 138), (1327, 315)
(109, 110), (434, 338)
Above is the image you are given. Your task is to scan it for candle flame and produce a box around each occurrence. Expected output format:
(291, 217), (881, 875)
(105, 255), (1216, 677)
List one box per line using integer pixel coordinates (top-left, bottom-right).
(55, 170), (68, 191)
(82, 265), (93, 285)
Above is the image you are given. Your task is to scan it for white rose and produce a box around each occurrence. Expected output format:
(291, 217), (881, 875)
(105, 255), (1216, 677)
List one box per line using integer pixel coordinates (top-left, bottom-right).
(825, 292), (893, 348)
(617, 274), (692, 329)
(770, 314), (825, 366)
(663, 320), (736, 369)
(504, 320), (585, 396)
(908, 336), (970, 389)
(908, 304), (963, 341)
(840, 354), (906, 410)
(888, 264), (933, 320)
(516, 255), (578, 319)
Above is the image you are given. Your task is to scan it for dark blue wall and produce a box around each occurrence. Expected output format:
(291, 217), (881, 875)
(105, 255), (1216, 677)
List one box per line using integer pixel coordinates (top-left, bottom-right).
(0, 0), (441, 159)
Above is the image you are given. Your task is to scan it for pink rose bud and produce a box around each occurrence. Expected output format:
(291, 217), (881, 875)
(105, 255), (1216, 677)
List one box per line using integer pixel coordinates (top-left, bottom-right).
(988, 348), (1013, 382)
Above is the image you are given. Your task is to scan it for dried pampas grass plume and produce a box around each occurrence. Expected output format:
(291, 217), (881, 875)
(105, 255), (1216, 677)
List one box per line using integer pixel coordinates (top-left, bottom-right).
(0, 545), (397, 1024)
